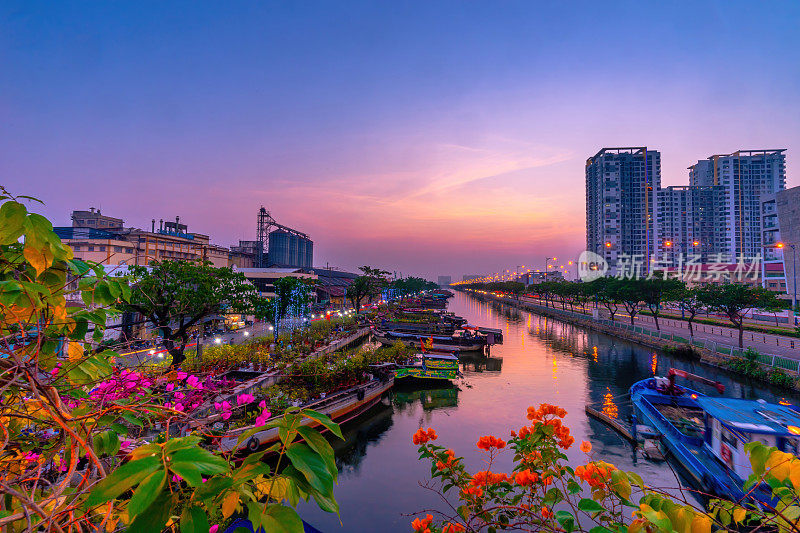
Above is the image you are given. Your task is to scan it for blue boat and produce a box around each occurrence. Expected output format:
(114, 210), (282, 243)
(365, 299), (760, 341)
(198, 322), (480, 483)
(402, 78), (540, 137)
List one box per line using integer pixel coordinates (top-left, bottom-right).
(631, 368), (800, 506)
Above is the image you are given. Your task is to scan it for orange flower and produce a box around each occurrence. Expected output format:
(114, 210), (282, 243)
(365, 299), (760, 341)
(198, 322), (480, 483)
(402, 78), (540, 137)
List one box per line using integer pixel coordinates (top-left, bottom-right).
(413, 427), (438, 445)
(411, 514), (433, 532)
(443, 523), (466, 533)
(476, 435), (507, 451)
(575, 461), (617, 489)
(461, 486), (484, 498)
(513, 469), (539, 486)
(470, 470), (509, 487)
(580, 441), (592, 453)
(541, 507), (552, 518)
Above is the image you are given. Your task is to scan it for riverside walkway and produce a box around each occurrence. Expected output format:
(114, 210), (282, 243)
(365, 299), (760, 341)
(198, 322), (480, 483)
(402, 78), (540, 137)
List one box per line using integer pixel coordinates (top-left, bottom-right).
(498, 294), (800, 361)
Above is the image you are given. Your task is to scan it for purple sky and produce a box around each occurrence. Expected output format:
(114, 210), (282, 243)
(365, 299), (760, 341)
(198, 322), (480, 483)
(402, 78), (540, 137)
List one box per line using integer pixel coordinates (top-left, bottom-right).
(2, 1), (799, 279)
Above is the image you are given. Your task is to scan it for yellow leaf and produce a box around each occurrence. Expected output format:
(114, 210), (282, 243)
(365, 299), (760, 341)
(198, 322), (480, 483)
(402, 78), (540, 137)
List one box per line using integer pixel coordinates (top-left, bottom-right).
(790, 461), (800, 490)
(23, 243), (53, 276)
(68, 341), (84, 362)
(767, 451), (793, 482)
(690, 514), (711, 533)
(222, 490), (239, 518)
(733, 507), (747, 524)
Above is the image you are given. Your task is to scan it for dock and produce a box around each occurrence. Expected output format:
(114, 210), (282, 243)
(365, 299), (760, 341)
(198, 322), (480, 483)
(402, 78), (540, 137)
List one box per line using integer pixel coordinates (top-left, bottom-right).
(585, 405), (634, 442)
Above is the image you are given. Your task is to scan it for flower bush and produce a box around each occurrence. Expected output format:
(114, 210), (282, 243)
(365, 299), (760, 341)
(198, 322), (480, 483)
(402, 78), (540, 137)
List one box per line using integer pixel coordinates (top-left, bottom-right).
(0, 192), (343, 532)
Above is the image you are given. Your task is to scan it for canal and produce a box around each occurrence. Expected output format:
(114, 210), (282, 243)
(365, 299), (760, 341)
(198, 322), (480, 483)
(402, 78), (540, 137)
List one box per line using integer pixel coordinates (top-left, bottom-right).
(299, 291), (800, 532)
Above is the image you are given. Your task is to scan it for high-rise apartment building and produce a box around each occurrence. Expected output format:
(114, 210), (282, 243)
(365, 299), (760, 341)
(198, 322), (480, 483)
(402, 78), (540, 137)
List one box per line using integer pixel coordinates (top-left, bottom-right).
(687, 150), (786, 259)
(761, 186), (800, 302)
(586, 147), (661, 272)
(655, 185), (726, 264)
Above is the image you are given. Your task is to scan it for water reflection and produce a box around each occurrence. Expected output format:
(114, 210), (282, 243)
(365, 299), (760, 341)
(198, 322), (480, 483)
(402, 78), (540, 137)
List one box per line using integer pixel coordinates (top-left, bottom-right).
(299, 292), (800, 532)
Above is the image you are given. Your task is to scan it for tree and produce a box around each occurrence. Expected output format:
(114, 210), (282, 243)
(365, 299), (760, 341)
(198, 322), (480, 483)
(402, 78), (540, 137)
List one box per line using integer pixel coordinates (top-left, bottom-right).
(269, 275), (312, 341)
(347, 266), (390, 309)
(698, 282), (782, 348)
(615, 279), (643, 326)
(675, 285), (705, 339)
(123, 261), (261, 367)
(640, 276), (684, 331)
(591, 277), (621, 322)
(0, 192), (341, 531)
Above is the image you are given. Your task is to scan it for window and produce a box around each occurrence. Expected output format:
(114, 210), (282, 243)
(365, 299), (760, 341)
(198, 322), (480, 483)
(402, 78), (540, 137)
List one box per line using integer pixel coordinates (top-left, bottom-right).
(72, 245), (81, 251)
(87, 246), (94, 252)
(98, 246), (106, 252)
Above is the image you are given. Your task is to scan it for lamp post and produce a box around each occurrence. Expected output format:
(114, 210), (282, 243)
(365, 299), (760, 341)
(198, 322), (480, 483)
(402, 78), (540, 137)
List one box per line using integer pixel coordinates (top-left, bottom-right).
(544, 257), (556, 280)
(777, 242), (797, 315)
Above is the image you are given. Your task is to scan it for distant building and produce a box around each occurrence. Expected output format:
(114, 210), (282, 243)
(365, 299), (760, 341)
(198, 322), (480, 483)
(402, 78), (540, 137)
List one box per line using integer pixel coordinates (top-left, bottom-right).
(235, 267), (317, 299)
(761, 186), (800, 300)
(437, 275), (452, 286)
(688, 150), (786, 260)
(267, 230), (313, 269)
(308, 267), (360, 308)
(462, 274), (481, 281)
(55, 211), (230, 268)
(229, 240), (261, 268)
(655, 185), (725, 264)
(586, 147), (661, 273)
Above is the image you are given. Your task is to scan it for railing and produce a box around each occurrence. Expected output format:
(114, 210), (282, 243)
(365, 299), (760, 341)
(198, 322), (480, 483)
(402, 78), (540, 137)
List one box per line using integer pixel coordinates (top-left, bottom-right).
(475, 291), (800, 375)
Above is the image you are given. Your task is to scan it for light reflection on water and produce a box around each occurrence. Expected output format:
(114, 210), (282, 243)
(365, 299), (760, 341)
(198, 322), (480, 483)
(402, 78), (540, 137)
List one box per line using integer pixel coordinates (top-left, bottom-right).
(299, 292), (800, 532)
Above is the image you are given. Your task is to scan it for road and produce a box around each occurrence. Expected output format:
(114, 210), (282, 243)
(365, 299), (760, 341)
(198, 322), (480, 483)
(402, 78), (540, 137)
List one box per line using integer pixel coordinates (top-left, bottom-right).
(514, 295), (800, 360)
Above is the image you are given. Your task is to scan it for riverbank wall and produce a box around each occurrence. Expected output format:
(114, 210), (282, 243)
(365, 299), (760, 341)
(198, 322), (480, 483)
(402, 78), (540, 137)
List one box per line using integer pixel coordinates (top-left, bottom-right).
(461, 289), (800, 391)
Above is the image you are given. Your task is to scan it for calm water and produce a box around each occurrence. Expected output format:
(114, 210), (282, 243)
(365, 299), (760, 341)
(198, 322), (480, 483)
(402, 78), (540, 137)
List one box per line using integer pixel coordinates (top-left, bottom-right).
(299, 292), (800, 532)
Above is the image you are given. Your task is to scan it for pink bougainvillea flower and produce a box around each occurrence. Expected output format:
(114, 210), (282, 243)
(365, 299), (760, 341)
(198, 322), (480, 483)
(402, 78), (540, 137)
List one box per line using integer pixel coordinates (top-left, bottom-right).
(176, 371), (188, 380)
(174, 403), (185, 412)
(175, 392), (185, 400)
(186, 375), (200, 388)
(172, 474), (182, 482)
(221, 411), (231, 420)
(166, 383), (175, 392)
(209, 526), (219, 533)
(258, 400), (267, 409)
(237, 393), (255, 405)
(214, 402), (222, 411)
(222, 401), (231, 410)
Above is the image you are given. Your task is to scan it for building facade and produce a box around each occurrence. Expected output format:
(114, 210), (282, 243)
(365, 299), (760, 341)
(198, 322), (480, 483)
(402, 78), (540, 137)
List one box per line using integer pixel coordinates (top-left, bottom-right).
(437, 275), (452, 287)
(55, 211), (231, 268)
(688, 150), (786, 260)
(586, 147), (661, 273)
(655, 185), (726, 265)
(761, 186), (800, 301)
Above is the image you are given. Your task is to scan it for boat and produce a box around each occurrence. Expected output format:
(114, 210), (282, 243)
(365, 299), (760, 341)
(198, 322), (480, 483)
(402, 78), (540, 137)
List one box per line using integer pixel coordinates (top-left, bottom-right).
(219, 372), (394, 453)
(395, 353), (460, 382)
(373, 330), (486, 352)
(631, 368), (800, 505)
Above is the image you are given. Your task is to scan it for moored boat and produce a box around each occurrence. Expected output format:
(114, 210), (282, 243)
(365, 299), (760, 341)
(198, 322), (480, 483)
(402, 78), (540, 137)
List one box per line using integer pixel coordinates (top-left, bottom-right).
(220, 374), (394, 453)
(373, 330), (486, 351)
(395, 353), (460, 382)
(631, 368), (799, 505)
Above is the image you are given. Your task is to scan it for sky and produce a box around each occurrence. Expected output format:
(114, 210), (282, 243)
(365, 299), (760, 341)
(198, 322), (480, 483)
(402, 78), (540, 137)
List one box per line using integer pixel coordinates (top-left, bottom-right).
(2, 1), (800, 280)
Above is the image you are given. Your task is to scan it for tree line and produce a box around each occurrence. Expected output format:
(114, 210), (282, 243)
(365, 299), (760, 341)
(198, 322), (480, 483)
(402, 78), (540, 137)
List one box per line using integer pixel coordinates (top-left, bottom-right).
(462, 277), (789, 348)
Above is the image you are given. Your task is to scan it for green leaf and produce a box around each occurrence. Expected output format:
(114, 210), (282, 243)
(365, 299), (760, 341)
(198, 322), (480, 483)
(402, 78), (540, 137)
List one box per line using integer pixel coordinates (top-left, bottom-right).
(555, 510), (575, 533)
(578, 498), (605, 514)
(84, 455), (160, 507)
(260, 504), (305, 533)
(128, 469), (166, 518)
(122, 412), (144, 427)
(127, 493), (175, 533)
(301, 409), (344, 440)
(170, 446), (229, 474)
(192, 476), (233, 501)
(297, 426), (337, 480)
(164, 435), (202, 454)
(180, 505), (210, 533)
(285, 442), (334, 495)
(0, 201), (27, 245)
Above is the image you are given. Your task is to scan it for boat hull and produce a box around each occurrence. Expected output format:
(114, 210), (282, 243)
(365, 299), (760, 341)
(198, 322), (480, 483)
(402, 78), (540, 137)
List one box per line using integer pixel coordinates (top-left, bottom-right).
(374, 332), (484, 352)
(221, 378), (393, 453)
(395, 367), (458, 381)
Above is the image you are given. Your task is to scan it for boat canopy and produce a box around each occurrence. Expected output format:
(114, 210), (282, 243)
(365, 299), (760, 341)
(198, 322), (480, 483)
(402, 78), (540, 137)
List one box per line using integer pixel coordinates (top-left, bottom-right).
(696, 397), (800, 436)
(417, 352), (458, 361)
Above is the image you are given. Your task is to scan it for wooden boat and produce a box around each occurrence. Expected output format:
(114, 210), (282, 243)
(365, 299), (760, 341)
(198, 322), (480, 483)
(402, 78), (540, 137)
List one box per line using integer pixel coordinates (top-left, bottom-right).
(395, 353), (459, 382)
(220, 375), (393, 453)
(631, 368), (798, 505)
(373, 330), (486, 352)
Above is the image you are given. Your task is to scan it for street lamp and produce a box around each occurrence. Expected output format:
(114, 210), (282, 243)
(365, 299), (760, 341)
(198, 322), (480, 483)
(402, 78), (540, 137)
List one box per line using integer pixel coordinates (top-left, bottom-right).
(544, 257), (556, 280)
(777, 242), (798, 313)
